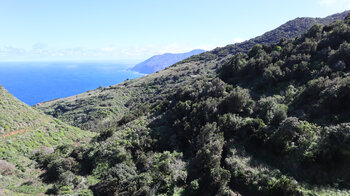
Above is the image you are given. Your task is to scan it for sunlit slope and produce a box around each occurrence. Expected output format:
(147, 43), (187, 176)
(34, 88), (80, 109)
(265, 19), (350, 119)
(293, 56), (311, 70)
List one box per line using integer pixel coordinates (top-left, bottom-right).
(0, 85), (94, 195)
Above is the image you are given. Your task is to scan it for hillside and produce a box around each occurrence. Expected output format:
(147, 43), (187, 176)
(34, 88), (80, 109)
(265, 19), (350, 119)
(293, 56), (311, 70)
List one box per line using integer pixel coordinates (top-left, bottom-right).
(183, 10), (350, 64)
(130, 49), (205, 74)
(31, 12), (350, 195)
(36, 10), (350, 132)
(0, 85), (44, 133)
(0, 85), (94, 195)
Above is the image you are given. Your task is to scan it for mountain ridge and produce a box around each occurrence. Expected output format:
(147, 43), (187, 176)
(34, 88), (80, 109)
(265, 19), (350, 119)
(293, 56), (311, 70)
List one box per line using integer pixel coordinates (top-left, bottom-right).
(179, 10), (350, 65)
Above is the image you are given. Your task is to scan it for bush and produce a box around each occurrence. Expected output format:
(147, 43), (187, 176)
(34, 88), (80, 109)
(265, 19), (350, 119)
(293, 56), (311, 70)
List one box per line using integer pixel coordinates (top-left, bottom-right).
(91, 163), (141, 196)
(263, 63), (284, 83)
(95, 129), (114, 141)
(268, 117), (318, 155)
(78, 189), (94, 196)
(317, 123), (350, 183)
(267, 176), (300, 196)
(45, 157), (79, 182)
(151, 151), (187, 194)
(249, 44), (263, 57)
(218, 113), (245, 139)
(220, 87), (252, 114)
(209, 167), (231, 194)
(56, 171), (80, 188)
(0, 160), (15, 175)
(256, 96), (287, 125)
(188, 179), (199, 193)
(59, 186), (73, 195)
(239, 118), (267, 143)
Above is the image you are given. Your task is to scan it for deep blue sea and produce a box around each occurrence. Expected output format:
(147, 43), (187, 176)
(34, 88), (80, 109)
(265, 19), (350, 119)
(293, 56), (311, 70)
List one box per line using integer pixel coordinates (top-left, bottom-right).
(0, 61), (143, 106)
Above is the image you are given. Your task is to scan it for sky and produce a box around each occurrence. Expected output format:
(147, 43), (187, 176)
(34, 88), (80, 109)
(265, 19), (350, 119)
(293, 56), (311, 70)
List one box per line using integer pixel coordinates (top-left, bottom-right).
(0, 0), (349, 61)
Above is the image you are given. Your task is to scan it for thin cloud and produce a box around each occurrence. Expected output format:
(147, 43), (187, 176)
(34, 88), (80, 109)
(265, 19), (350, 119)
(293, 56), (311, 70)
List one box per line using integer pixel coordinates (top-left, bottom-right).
(0, 46), (26, 57)
(0, 42), (237, 61)
(32, 43), (48, 50)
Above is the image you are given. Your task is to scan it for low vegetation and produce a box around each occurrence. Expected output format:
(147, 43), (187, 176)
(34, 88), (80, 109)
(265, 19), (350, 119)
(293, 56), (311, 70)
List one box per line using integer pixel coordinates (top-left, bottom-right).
(0, 85), (94, 195)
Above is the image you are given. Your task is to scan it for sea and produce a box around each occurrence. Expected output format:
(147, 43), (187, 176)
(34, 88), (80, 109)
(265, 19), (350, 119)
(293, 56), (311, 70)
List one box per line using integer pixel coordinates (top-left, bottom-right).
(0, 61), (144, 106)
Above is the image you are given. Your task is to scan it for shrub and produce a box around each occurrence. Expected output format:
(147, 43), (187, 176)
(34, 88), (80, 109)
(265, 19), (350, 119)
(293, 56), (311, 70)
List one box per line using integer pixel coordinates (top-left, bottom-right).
(56, 171), (79, 188)
(239, 118), (267, 143)
(59, 186), (73, 195)
(0, 160), (15, 175)
(263, 63), (284, 83)
(188, 179), (199, 193)
(91, 163), (151, 196)
(78, 189), (94, 196)
(268, 117), (318, 155)
(209, 167), (231, 194)
(95, 129), (114, 141)
(220, 87), (252, 114)
(256, 96), (287, 125)
(91, 163), (139, 196)
(218, 113), (246, 139)
(249, 44), (263, 57)
(151, 151), (187, 194)
(317, 123), (350, 182)
(45, 157), (79, 182)
(267, 176), (300, 196)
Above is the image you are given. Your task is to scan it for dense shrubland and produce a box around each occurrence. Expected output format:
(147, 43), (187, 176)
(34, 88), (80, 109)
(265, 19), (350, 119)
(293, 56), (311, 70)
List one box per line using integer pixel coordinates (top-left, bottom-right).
(31, 14), (350, 195)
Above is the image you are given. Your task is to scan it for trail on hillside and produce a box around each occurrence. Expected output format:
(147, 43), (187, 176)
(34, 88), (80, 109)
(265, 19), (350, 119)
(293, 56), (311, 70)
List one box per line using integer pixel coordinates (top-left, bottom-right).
(1, 129), (29, 138)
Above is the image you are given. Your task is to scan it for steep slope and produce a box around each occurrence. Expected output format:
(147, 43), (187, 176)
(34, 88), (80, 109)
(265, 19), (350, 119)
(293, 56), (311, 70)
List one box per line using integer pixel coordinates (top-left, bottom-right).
(0, 85), (43, 133)
(130, 49), (205, 74)
(36, 10), (350, 132)
(0, 85), (94, 195)
(33, 15), (350, 195)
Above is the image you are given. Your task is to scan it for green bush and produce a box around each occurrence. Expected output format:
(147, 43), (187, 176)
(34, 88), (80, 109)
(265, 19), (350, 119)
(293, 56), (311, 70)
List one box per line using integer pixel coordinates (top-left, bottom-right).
(268, 117), (319, 155)
(220, 86), (252, 114)
(218, 113), (245, 139)
(78, 189), (94, 196)
(256, 96), (287, 125)
(267, 176), (300, 196)
(45, 157), (79, 182)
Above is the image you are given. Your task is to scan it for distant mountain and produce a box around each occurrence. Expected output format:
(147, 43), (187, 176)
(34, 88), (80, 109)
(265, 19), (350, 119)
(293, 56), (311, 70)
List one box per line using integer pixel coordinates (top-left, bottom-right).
(130, 49), (205, 74)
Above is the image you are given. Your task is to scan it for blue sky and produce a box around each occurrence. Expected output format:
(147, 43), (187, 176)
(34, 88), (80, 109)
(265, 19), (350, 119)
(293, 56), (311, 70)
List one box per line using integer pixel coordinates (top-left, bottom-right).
(0, 0), (349, 61)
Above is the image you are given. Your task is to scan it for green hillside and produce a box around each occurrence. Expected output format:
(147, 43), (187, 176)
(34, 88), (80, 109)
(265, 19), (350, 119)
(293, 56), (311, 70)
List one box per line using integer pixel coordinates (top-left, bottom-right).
(0, 85), (94, 195)
(32, 14), (350, 195)
(36, 11), (350, 133)
(0, 85), (44, 133)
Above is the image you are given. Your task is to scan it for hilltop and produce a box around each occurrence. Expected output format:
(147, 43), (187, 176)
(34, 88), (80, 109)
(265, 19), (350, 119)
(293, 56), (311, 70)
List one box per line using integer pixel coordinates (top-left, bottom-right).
(130, 49), (205, 74)
(32, 11), (350, 195)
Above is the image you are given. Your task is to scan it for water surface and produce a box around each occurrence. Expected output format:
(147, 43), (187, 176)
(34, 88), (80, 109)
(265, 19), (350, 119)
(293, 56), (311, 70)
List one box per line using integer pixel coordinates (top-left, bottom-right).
(0, 61), (143, 105)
